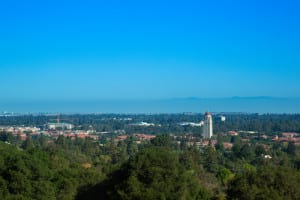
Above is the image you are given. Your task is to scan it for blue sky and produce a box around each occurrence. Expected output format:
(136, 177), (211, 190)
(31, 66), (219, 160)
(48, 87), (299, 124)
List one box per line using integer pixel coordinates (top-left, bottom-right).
(0, 0), (299, 101)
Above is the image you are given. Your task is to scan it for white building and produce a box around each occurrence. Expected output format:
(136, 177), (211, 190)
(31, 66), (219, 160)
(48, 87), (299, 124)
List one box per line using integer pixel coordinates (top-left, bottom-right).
(221, 115), (226, 122)
(203, 112), (213, 139)
(130, 122), (155, 127)
(47, 123), (74, 130)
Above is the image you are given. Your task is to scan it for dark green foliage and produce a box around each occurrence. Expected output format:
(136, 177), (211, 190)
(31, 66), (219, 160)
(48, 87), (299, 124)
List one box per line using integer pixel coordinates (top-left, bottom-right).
(78, 147), (213, 200)
(0, 143), (53, 199)
(215, 134), (225, 152)
(203, 146), (219, 174)
(0, 132), (14, 143)
(0, 140), (104, 200)
(227, 166), (300, 200)
(217, 168), (234, 186)
(150, 134), (173, 147)
(254, 144), (266, 156)
(286, 141), (296, 156)
(126, 136), (138, 157)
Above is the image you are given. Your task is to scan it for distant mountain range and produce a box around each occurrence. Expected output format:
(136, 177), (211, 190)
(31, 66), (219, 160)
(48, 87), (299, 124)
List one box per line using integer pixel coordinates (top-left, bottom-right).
(0, 97), (299, 114)
(174, 96), (289, 100)
(231, 96), (283, 99)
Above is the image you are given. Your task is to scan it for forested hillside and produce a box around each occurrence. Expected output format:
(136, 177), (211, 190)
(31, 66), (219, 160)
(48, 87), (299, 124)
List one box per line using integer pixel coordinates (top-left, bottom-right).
(0, 131), (299, 199)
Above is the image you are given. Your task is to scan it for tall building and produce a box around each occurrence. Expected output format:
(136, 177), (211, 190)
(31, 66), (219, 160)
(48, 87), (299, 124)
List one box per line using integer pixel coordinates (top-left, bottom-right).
(203, 112), (213, 139)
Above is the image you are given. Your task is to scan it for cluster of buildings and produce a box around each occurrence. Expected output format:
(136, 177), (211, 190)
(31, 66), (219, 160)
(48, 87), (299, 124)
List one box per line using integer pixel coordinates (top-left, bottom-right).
(53, 132), (99, 140)
(0, 123), (95, 141)
(0, 126), (40, 133)
(2, 112), (299, 151)
(0, 126), (41, 140)
(114, 134), (156, 144)
(179, 112), (214, 139)
(272, 132), (300, 144)
(178, 112), (300, 150)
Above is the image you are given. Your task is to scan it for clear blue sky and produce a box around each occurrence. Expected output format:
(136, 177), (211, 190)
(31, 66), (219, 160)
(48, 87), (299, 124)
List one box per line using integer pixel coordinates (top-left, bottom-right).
(0, 0), (299, 101)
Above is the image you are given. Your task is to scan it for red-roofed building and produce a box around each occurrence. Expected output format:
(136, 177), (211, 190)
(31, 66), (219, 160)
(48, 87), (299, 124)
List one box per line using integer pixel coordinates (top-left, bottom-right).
(228, 131), (239, 136)
(118, 135), (128, 140)
(282, 132), (299, 138)
(223, 142), (233, 149)
(134, 134), (156, 140)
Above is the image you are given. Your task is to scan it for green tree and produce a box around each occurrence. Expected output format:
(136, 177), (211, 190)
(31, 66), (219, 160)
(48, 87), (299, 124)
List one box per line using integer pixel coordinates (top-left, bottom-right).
(203, 146), (219, 174)
(286, 141), (296, 156)
(77, 147), (213, 200)
(150, 134), (173, 147)
(126, 136), (138, 157)
(22, 136), (34, 150)
(0, 132), (14, 143)
(227, 166), (300, 200)
(254, 144), (266, 156)
(217, 168), (234, 186)
(215, 134), (225, 152)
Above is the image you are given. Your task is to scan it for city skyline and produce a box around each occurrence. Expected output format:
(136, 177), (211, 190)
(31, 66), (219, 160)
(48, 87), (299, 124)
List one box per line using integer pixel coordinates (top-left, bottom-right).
(1, 1), (299, 105)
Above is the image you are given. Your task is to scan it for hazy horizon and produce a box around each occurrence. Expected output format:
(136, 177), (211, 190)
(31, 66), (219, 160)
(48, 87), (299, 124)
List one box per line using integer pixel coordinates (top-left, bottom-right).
(1, 97), (300, 114)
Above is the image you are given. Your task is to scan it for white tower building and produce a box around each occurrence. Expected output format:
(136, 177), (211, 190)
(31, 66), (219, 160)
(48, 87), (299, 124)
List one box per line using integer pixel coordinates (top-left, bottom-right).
(203, 112), (213, 139)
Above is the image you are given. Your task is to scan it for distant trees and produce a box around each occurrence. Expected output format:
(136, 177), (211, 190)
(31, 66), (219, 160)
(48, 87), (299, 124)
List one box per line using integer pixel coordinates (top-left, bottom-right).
(213, 114), (300, 133)
(150, 134), (173, 147)
(1, 113), (300, 135)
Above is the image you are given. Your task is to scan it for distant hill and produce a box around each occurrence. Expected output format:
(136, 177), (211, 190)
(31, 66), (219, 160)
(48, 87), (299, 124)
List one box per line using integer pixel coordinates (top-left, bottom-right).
(1, 97), (300, 114)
